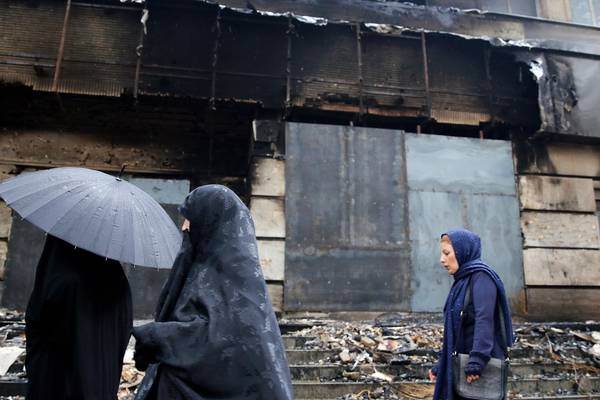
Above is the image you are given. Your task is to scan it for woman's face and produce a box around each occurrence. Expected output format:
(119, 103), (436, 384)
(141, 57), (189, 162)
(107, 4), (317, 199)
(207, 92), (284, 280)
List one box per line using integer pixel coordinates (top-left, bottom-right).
(440, 239), (459, 275)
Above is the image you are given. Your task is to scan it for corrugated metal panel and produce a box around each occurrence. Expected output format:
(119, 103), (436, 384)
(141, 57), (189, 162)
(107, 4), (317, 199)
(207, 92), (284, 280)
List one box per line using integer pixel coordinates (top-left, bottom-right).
(139, 4), (214, 97)
(362, 34), (424, 89)
(428, 36), (492, 125)
(1, 0), (536, 125)
(141, 6), (287, 106)
(64, 6), (139, 63)
(217, 16), (286, 107)
(0, 1), (140, 96)
(285, 122), (411, 311)
(293, 24), (359, 84)
(405, 133), (524, 312)
(0, 1), (64, 57)
(362, 34), (426, 112)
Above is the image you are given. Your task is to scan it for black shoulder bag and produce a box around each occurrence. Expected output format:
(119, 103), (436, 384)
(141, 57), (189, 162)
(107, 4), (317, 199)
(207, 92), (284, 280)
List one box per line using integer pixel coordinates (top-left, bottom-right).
(452, 279), (509, 400)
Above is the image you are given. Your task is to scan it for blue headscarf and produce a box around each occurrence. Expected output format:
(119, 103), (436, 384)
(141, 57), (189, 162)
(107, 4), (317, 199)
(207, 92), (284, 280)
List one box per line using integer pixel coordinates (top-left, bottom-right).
(433, 229), (514, 400)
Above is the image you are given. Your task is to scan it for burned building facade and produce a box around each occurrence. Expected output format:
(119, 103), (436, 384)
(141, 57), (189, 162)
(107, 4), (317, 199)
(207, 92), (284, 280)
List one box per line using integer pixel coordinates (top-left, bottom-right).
(0, 0), (599, 320)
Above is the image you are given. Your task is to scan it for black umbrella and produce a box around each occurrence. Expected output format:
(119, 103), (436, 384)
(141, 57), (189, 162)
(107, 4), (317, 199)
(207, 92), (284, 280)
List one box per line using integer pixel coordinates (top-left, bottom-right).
(0, 167), (181, 269)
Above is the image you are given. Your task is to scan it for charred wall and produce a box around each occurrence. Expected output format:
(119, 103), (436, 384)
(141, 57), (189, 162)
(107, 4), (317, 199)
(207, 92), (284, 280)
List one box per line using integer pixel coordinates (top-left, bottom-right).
(514, 137), (600, 321)
(0, 0), (542, 134)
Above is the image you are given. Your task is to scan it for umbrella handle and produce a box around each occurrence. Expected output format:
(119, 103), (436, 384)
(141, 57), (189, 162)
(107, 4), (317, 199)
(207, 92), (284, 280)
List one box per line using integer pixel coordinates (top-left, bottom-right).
(116, 164), (127, 181)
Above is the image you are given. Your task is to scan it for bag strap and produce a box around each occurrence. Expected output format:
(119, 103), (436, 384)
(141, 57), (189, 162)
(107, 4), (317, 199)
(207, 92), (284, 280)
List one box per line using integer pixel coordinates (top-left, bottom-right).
(452, 277), (472, 355)
(453, 276), (510, 359)
(498, 302), (509, 359)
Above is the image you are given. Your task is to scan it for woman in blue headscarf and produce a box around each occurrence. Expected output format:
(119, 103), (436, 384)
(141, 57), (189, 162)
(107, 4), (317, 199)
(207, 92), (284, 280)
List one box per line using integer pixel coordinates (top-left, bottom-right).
(429, 229), (513, 400)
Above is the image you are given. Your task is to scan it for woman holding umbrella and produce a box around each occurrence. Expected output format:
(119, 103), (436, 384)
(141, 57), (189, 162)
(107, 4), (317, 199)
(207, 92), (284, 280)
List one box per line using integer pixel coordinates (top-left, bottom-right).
(132, 185), (293, 400)
(0, 167), (183, 400)
(25, 235), (132, 400)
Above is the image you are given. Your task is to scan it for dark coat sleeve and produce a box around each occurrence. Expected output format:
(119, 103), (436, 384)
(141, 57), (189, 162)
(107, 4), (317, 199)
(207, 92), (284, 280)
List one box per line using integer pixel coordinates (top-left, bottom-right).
(133, 318), (208, 368)
(465, 272), (497, 375)
(431, 351), (441, 376)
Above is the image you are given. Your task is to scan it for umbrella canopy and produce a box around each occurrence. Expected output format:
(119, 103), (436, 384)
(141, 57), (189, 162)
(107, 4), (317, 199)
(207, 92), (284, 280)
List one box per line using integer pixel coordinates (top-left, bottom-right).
(0, 167), (181, 269)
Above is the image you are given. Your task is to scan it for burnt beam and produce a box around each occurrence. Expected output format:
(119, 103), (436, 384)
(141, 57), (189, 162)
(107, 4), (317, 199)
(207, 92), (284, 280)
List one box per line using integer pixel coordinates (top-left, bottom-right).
(420, 32), (432, 119)
(52, 0), (72, 92)
(355, 22), (365, 122)
(133, 8), (148, 101)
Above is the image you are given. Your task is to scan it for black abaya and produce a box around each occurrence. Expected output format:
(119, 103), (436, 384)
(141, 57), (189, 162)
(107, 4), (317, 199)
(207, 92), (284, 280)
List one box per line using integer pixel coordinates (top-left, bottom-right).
(25, 235), (133, 400)
(133, 184), (293, 400)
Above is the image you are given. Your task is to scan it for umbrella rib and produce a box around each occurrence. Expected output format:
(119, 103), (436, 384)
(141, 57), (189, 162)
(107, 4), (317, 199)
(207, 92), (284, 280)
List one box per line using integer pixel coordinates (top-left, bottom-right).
(4, 180), (92, 217)
(138, 193), (168, 264)
(108, 183), (134, 265)
(82, 182), (122, 257)
(126, 188), (152, 267)
(3, 167), (181, 268)
(115, 184), (131, 266)
(137, 194), (161, 268)
(140, 191), (175, 268)
(0, 170), (86, 196)
(137, 191), (178, 266)
(67, 180), (119, 253)
(48, 180), (116, 239)
(101, 183), (123, 261)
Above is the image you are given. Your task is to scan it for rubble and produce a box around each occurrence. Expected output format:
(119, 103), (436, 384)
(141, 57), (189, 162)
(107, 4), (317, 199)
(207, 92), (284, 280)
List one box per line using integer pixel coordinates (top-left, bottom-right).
(284, 318), (600, 399)
(0, 308), (147, 400)
(0, 348), (24, 375)
(0, 310), (599, 399)
(290, 320), (443, 371)
(118, 364), (145, 400)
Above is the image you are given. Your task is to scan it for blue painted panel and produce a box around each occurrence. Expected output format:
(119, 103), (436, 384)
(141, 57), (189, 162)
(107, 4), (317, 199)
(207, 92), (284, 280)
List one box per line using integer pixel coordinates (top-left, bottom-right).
(405, 133), (516, 195)
(406, 134), (523, 312)
(128, 177), (190, 205)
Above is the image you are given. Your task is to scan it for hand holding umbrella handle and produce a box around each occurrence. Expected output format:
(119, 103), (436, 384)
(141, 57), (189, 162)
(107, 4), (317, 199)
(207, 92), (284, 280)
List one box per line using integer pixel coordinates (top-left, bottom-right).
(134, 342), (156, 371)
(181, 219), (190, 232)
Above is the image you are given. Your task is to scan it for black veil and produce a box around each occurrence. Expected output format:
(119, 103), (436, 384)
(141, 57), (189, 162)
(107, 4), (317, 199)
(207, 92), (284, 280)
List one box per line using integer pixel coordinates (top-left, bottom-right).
(133, 185), (293, 400)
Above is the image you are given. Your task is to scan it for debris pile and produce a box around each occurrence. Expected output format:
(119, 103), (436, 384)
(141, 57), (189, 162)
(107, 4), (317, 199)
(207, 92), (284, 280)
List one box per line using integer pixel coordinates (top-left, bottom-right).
(1, 309), (600, 399)
(118, 358), (145, 400)
(284, 318), (600, 399)
(0, 308), (148, 400)
(293, 320), (442, 377)
(512, 324), (600, 366)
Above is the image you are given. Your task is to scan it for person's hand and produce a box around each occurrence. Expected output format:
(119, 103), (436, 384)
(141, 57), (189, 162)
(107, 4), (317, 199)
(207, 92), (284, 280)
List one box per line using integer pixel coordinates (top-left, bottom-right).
(466, 374), (480, 384)
(133, 343), (156, 372)
(428, 370), (437, 382)
(181, 219), (190, 231)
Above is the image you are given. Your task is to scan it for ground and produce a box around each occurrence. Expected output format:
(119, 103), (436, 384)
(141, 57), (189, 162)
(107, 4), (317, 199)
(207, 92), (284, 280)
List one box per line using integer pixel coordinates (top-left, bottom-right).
(1, 310), (599, 399)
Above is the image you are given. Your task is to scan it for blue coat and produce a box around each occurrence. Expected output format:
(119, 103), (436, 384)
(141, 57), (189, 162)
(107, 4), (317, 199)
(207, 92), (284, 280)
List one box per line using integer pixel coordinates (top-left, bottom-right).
(433, 272), (505, 376)
(433, 229), (513, 400)
(457, 272), (506, 372)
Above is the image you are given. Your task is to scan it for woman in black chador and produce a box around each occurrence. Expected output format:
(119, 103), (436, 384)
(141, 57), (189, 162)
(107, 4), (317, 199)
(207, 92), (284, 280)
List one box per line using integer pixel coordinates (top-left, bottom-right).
(133, 184), (293, 400)
(25, 235), (133, 400)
